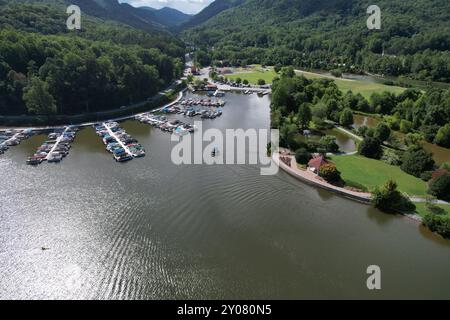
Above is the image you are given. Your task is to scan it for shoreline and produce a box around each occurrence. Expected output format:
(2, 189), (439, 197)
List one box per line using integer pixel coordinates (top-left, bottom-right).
(0, 90), (185, 131)
(273, 151), (429, 224)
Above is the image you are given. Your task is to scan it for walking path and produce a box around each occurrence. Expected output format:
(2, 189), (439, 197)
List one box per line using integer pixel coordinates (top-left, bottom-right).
(275, 149), (449, 204)
(274, 151), (372, 204)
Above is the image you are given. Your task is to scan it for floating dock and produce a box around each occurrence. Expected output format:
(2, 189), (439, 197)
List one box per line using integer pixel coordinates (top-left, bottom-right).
(0, 129), (32, 154)
(95, 122), (145, 162)
(26, 126), (77, 165)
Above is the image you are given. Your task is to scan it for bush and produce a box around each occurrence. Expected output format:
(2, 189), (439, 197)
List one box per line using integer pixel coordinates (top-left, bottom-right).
(434, 124), (450, 148)
(428, 173), (450, 201)
(401, 145), (435, 178)
(319, 135), (340, 153)
(372, 180), (416, 213)
(257, 79), (266, 86)
(420, 171), (433, 182)
(339, 108), (354, 127)
(422, 214), (450, 239)
(374, 122), (391, 142)
(400, 120), (413, 134)
(440, 162), (450, 171)
(405, 133), (423, 146)
(319, 163), (342, 184)
(359, 137), (382, 159)
(381, 148), (402, 166)
(425, 201), (447, 216)
(295, 148), (312, 165)
(331, 69), (342, 78)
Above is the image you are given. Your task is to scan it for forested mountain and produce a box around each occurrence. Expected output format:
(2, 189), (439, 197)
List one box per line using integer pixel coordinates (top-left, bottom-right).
(178, 0), (245, 31)
(140, 7), (192, 27)
(184, 0), (450, 82)
(0, 1), (185, 116)
(3, 0), (188, 30)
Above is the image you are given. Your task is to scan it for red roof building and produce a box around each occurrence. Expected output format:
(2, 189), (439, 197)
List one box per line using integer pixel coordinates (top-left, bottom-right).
(308, 155), (329, 173)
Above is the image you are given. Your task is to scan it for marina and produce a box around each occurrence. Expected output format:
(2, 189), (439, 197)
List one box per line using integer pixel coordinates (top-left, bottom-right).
(2, 91), (449, 300)
(1, 91), (220, 164)
(0, 129), (33, 154)
(26, 126), (78, 165)
(95, 122), (145, 162)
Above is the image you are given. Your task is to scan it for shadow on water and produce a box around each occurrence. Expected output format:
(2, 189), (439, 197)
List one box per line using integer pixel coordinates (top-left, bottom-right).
(418, 224), (450, 247)
(366, 206), (396, 227)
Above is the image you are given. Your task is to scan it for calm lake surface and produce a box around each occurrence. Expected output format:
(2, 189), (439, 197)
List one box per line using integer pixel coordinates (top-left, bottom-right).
(1, 92), (450, 299)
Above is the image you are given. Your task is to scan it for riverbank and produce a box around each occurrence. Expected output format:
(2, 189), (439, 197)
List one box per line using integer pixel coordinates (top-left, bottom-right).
(274, 151), (372, 204)
(0, 91), (185, 131)
(0, 82), (186, 127)
(274, 149), (450, 224)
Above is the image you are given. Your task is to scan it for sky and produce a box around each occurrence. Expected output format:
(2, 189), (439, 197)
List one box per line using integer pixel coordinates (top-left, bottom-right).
(119, 0), (215, 14)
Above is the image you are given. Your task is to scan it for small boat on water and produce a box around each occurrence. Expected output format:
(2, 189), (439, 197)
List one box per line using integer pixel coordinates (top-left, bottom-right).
(26, 157), (42, 165)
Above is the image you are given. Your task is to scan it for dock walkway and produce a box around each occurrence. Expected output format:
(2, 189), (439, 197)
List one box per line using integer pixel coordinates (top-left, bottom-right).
(103, 122), (134, 157)
(45, 127), (70, 161)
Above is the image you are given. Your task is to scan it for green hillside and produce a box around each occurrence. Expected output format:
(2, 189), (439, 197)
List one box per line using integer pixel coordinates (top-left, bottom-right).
(185, 0), (450, 83)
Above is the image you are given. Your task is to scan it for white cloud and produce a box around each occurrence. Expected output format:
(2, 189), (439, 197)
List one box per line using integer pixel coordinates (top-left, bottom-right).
(119, 0), (214, 14)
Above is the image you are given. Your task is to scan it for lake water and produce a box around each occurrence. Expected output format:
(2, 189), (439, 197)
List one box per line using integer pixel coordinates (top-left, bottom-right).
(1, 92), (449, 299)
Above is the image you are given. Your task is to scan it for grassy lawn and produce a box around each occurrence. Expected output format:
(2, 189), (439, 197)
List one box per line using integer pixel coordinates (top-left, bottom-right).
(226, 67), (406, 99)
(330, 155), (428, 196)
(225, 69), (278, 85)
(295, 71), (406, 99)
(414, 203), (450, 219)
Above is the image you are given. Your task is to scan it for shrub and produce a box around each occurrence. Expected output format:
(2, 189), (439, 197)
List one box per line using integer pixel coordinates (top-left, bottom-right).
(372, 180), (416, 213)
(422, 214), (450, 239)
(319, 135), (340, 153)
(295, 148), (312, 165)
(428, 172), (450, 201)
(381, 148), (402, 166)
(400, 120), (413, 134)
(319, 163), (342, 184)
(339, 108), (354, 127)
(331, 69), (342, 78)
(358, 137), (382, 159)
(434, 124), (450, 148)
(405, 133), (423, 146)
(401, 145), (435, 178)
(420, 171), (433, 182)
(257, 79), (266, 86)
(374, 122), (391, 142)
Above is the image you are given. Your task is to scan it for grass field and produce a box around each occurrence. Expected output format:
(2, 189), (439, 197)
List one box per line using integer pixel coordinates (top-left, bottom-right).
(330, 155), (428, 196)
(414, 203), (450, 219)
(225, 69), (278, 85)
(225, 67), (406, 99)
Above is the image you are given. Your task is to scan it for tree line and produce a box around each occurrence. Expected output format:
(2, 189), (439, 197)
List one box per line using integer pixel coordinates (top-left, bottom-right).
(0, 2), (185, 116)
(185, 0), (450, 83)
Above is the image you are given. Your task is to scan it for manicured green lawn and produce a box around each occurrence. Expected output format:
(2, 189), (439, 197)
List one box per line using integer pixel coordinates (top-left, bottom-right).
(330, 155), (428, 196)
(295, 71), (406, 99)
(226, 68), (406, 98)
(414, 203), (450, 219)
(225, 69), (278, 85)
